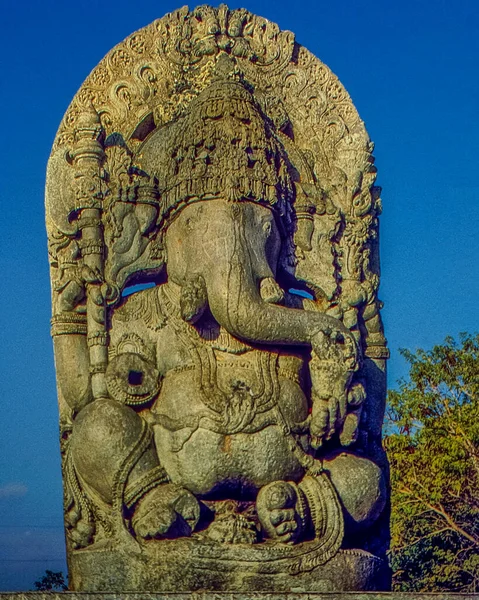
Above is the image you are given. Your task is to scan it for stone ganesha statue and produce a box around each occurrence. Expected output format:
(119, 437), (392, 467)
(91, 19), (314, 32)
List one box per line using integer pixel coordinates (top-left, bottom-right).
(46, 5), (390, 592)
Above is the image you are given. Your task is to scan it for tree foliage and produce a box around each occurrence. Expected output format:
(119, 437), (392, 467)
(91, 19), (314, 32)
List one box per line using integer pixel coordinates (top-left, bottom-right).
(33, 570), (67, 591)
(385, 333), (479, 592)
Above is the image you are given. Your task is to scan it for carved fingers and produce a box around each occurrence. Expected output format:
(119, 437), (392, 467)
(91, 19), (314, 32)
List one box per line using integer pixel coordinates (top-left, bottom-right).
(310, 394), (347, 449)
(309, 380), (365, 450)
(339, 383), (366, 446)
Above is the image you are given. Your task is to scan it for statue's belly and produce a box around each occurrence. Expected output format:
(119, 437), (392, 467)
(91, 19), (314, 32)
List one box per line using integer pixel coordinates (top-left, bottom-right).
(152, 364), (308, 496)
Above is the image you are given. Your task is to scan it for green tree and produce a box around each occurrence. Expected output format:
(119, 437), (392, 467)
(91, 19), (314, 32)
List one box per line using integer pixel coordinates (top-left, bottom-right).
(33, 570), (68, 591)
(385, 333), (479, 592)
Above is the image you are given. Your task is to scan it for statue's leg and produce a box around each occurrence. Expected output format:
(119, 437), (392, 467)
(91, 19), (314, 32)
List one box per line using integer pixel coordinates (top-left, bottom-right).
(322, 451), (387, 534)
(69, 398), (158, 506)
(256, 451), (386, 544)
(68, 398), (199, 542)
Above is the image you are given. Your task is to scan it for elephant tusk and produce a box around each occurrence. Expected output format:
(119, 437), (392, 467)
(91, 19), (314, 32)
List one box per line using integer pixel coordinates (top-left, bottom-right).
(260, 277), (285, 304)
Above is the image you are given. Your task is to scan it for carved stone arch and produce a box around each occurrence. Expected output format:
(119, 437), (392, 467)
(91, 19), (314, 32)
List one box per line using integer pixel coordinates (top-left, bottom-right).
(48, 6), (380, 315)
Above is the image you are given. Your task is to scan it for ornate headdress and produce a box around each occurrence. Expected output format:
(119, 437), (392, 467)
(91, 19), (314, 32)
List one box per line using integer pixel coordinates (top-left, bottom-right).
(138, 62), (294, 231)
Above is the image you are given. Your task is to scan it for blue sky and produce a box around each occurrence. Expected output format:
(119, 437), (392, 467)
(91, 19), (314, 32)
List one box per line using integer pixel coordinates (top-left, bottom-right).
(1, 0), (478, 591)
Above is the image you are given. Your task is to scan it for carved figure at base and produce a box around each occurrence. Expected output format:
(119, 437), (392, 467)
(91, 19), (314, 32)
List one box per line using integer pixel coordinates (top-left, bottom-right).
(47, 6), (390, 591)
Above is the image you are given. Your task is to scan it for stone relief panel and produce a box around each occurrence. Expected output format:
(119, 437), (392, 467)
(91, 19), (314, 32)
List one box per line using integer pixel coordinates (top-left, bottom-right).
(46, 4), (390, 592)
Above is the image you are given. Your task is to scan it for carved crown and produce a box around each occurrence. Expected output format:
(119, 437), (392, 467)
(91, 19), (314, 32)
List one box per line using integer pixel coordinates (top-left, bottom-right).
(137, 58), (294, 230)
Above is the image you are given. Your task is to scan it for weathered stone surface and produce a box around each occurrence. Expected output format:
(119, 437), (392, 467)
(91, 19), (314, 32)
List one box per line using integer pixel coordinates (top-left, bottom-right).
(70, 545), (388, 591)
(46, 4), (389, 592)
(1, 595), (477, 600)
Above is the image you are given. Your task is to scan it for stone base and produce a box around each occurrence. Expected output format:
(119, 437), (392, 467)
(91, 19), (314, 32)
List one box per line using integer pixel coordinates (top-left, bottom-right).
(68, 538), (389, 592)
(1, 593), (478, 599)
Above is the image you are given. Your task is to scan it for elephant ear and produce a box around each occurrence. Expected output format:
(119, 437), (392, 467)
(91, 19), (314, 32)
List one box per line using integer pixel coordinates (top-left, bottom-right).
(101, 135), (165, 296)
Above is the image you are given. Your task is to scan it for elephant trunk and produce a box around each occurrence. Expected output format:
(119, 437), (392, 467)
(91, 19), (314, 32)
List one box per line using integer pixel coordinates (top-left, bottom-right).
(164, 199), (352, 352)
(207, 271), (344, 347)
(203, 221), (345, 348)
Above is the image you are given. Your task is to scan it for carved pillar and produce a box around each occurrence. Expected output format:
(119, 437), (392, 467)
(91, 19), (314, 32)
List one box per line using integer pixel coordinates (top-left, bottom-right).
(70, 108), (108, 400)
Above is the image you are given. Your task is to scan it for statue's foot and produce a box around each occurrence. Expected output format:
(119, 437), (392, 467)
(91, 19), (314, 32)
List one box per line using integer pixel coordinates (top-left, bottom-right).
(256, 481), (306, 543)
(131, 483), (200, 540)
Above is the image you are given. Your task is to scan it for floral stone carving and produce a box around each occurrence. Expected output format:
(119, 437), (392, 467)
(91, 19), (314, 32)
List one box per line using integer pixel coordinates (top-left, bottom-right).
(46, 5), (390, 592)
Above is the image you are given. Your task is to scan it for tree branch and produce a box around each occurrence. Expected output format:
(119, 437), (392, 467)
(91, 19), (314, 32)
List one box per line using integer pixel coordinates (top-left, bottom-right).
(399, 485), (479, 546)
(390, 527), (452, 553)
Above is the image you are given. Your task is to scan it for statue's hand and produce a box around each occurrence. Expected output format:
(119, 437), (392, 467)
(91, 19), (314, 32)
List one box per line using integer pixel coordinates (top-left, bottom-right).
(131, 483), (200, 540)
(309, 326), (363, 448)
(309, 382), (366, 449)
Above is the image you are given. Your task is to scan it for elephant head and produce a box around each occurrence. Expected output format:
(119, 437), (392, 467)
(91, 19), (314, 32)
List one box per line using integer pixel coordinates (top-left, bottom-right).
(163, 197), (355, 356)
(137, 66), (357, 361)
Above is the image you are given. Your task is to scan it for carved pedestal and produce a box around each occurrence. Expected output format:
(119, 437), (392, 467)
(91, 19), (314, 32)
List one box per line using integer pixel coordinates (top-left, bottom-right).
(70, 542), (388, 591)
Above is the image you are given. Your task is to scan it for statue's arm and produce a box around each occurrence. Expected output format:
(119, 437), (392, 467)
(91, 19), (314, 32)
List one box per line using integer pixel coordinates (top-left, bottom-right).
(51, 314), (93, 413)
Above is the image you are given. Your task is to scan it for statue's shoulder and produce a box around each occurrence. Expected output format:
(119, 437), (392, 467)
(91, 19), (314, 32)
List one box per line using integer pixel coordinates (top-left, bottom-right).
(113, 285), (167, 332)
